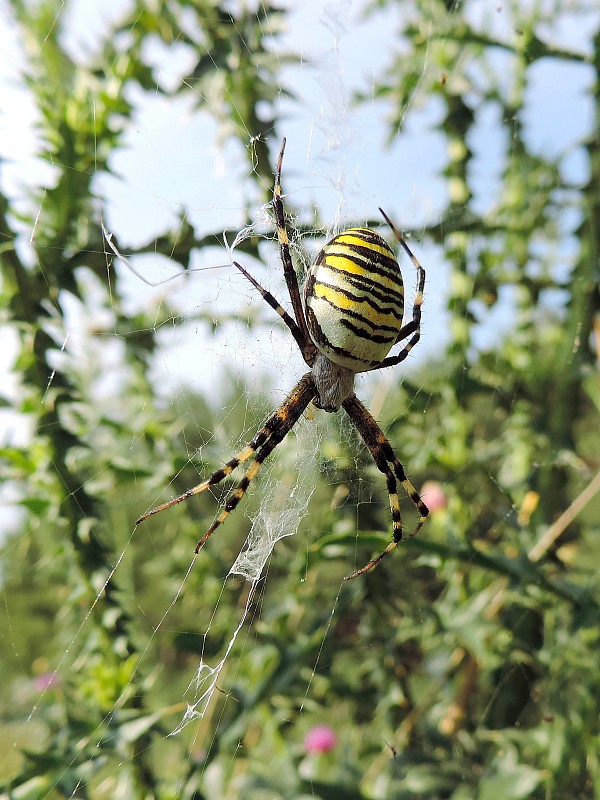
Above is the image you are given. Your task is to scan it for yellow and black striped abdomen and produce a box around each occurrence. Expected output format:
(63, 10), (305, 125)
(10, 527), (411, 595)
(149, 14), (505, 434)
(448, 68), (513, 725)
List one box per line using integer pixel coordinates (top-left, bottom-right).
(304, 228), (405, 372)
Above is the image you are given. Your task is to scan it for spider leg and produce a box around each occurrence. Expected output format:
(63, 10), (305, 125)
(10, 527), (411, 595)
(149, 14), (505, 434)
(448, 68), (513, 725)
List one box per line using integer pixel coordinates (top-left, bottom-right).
(374, 325), (422, 371)
(342, 393), (429, 580)
(135, 440), (261, 525)
(373, 210), (425, 372)
(194, 372), (316, 552)
(136, 373), (316, 540)
(233, 260), (308, 359)
(273, 139), (316, 364)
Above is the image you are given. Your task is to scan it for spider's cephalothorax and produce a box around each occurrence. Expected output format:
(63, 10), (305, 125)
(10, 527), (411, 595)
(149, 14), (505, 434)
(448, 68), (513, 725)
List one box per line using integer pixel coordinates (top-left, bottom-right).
(137, 139), (429, 580)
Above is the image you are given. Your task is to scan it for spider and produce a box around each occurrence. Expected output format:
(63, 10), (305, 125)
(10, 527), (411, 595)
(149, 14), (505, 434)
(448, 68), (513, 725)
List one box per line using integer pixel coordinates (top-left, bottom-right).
(137, 139), (429, 580)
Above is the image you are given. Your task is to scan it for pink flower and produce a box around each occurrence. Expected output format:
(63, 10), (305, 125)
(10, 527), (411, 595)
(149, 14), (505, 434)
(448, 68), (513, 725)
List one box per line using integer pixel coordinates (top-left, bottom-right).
(304, 725), (337, 754)
(421, 481), (448, 514)
(34, 672), (60, 692)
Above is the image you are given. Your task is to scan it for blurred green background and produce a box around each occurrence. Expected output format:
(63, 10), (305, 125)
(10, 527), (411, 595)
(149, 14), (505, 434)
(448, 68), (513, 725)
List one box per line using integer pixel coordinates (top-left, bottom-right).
(0, 1), (599, 798)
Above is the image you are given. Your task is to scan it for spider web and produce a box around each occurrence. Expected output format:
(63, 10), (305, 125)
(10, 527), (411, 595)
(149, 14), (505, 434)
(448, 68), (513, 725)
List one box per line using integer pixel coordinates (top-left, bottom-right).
(168, 412), (321, 730)
(228, 416), (320, 583)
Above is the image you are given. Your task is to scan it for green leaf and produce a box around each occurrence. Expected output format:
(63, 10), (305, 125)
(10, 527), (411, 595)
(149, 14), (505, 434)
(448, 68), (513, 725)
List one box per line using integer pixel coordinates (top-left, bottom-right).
(478, 748), (544, 800)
